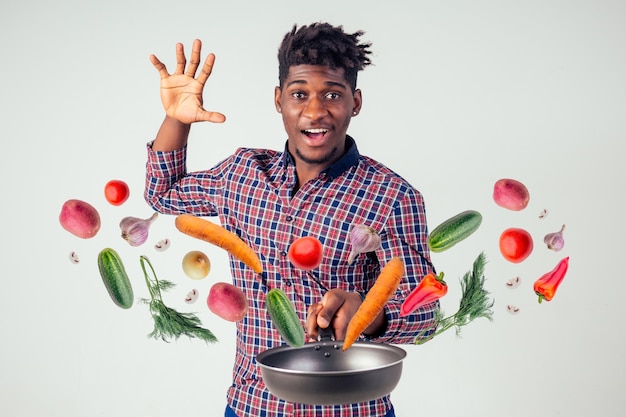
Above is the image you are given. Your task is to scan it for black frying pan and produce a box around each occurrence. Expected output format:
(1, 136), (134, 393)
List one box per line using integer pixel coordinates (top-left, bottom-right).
(256, 330), (406, 405)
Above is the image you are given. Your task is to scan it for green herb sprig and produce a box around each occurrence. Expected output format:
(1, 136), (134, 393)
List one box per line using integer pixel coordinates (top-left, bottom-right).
(139, 255), (217, 344)
(416, 252), (494, 344)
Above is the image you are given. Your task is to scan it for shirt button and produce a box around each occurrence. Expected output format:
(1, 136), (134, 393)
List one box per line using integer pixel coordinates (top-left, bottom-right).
(280, 251), (287, 257)
(284, 279), (293, 286)
(285, 215), (293, 222)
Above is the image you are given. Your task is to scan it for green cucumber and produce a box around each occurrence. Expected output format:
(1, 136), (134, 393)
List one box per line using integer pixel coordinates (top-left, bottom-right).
(97, 248), (134, 309)
(427, 210), (483, 253)
(266, 288), (305, 347)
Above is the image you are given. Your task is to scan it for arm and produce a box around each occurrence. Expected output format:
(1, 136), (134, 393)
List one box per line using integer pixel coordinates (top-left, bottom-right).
(149, 39), (226, 152)
(371, 187), (439, 344)
(144, 39), (229, 215)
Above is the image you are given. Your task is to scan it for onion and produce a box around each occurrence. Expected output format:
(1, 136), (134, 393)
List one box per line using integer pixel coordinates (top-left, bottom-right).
(182, 250), (211, 280)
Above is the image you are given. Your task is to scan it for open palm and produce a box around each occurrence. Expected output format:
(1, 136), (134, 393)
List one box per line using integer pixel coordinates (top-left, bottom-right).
(150, 39), (226, 124)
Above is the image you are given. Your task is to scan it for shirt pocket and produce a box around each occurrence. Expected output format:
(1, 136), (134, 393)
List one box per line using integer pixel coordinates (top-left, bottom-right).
(348, 251), (381, 292)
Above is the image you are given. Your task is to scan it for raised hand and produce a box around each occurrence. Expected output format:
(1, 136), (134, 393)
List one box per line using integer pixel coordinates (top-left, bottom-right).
(150, 39), (226, 124)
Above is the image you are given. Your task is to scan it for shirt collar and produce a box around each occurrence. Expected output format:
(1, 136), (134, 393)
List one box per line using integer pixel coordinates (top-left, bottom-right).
(282, 135), (360, 180)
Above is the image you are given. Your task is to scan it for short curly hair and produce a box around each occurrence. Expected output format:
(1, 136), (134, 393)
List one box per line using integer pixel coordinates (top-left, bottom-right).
(277, 22), (373, 92)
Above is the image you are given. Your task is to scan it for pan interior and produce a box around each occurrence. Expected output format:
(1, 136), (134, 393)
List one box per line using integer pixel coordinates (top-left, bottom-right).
(257, 341), (406, 375)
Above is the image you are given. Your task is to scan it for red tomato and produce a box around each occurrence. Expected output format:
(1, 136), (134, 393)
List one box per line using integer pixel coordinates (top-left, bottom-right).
(499, 228), (533, 263)
(104, 180), (130, 206)
(288, 236), (323, 271)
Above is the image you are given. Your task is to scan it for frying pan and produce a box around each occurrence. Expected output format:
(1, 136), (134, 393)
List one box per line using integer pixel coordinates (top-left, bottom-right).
(256, 329), (407, 405)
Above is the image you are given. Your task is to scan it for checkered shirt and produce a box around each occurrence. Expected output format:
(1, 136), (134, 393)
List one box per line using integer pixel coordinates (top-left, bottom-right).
(144, 136), (438, 417)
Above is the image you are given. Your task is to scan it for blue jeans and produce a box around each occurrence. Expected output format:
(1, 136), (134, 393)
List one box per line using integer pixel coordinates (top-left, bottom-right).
(225, 405), (396, 416)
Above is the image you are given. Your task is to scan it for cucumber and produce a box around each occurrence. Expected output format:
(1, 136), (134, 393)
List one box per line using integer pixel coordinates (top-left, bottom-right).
(97, 248), (134, 309)
(427, 210), (483, 253)
(265, 288), (305, 347)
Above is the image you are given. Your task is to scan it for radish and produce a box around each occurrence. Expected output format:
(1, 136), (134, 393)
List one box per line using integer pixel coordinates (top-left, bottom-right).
(493, 178), (530, 211)
(59, 199), (101, 239)
(207, 282), (248, 322)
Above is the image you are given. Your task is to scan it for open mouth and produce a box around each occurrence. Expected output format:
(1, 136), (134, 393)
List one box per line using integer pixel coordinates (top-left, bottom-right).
(302, 128), (329, 140)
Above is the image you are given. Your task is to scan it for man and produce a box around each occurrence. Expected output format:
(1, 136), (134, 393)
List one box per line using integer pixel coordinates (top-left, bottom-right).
(145, 22), (438, 417)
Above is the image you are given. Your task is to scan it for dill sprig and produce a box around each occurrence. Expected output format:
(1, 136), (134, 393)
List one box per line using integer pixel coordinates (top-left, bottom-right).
(416, 252), (494, 344)
(139, 255), (217, 344)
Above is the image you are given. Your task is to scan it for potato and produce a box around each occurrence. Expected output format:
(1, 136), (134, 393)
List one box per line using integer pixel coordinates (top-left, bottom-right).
(59, 199), (101, 239)
(207, 282), (248, 322)
(493, 178), (530, 211)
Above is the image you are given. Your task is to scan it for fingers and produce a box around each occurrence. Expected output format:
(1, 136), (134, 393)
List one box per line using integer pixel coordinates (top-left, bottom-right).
(186, 39), (202, 78)
(149, 54), (169, 79)
(317, 291), (343, 329)
(306, 291), (363, 342)
(197, 52), (217, 86)
(305, 303), (323, 341)
(317, 290), (362, 341)
(174, 42), (186, 75)
(322, 293), (350, 341)
(152, 40), (215, 83)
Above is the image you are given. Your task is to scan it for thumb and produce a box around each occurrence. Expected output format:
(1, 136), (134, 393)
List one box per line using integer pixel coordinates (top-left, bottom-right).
(317, 292), (334, 328)
(196, 108), (227, 123)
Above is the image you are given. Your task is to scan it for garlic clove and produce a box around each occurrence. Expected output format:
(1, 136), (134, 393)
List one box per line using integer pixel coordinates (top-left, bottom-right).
(347, 224), (382, 264)
(120, 212), (158, 247)
(544, 224), (565, 252)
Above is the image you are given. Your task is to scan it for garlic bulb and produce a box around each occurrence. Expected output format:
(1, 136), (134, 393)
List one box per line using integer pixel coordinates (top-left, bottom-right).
(543, 224), (565, 252)
(120, 212), (158, 247)
(348, 224), (382, 264)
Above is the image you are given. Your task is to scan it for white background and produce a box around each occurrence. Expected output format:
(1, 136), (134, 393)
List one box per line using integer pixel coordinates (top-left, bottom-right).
(1, 1), (625, 416)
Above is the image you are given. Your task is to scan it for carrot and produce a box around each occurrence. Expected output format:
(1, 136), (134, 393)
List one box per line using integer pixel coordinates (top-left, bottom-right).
(174, 214), (263, 274)
(342, 257), (405, 350)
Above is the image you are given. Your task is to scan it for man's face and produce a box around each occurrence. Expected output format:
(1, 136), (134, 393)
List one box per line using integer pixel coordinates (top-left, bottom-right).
(275, 65), (362, 172)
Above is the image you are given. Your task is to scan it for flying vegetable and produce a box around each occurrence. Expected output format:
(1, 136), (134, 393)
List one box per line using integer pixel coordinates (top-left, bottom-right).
(534, 256), (570, 303)
(400, 272), (447, 317)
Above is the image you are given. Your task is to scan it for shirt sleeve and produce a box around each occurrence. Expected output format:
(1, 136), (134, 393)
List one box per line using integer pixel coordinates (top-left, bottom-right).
(371, 185), (439, 345)
(144, 142), (223, 216)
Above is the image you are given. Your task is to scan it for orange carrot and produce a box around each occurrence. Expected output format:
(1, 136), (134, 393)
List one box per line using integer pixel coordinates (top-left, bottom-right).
(342, 257), (405, 350)
(175, 214), (263, 274)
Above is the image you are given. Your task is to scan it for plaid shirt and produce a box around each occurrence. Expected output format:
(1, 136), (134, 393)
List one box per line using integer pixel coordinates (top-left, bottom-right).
(145, 136), (438, 417)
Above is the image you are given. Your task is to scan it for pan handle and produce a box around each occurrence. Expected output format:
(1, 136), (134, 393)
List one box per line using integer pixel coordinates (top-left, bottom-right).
(317, 326), (335, 342)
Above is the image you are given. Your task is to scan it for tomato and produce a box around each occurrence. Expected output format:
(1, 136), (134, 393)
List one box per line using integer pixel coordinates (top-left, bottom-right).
(499, 227), (533, 263)
(104, 180), (130, 206)
(288, 236), (323, 271)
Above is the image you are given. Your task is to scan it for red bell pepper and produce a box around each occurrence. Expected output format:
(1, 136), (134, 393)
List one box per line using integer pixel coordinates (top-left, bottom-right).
(400, 271), (447, 317)
(534, 256), (569, 303)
